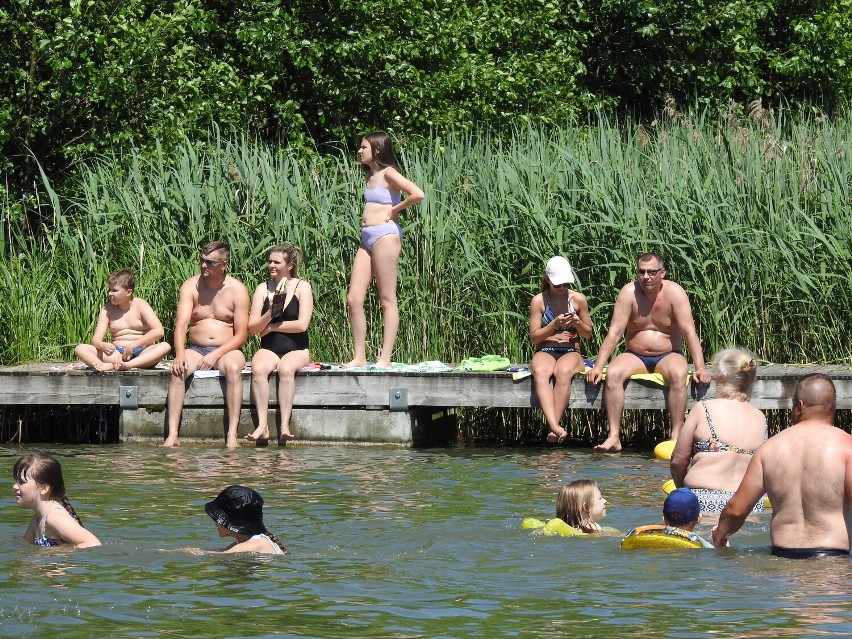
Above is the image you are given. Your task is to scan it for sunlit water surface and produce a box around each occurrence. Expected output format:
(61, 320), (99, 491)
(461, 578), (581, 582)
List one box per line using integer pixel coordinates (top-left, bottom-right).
(0, 444), (849, 638)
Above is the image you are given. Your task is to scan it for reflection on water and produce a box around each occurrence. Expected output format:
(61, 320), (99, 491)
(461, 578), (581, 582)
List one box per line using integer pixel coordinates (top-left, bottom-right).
(0, 444), (849, 638)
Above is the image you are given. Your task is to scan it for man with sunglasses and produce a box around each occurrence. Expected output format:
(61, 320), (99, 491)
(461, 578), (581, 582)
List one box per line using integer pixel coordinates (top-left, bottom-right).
(164, 241), (250, 449)
(586, 252), (709, 452)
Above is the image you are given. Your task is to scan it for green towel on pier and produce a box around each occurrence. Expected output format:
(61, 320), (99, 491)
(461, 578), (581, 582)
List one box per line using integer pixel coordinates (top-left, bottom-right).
(459, 355), (511, 372)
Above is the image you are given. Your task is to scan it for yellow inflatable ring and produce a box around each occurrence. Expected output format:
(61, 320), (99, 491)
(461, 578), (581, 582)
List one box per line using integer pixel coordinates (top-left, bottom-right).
(522, 517), (584, 537)
(654, 439), (676, 460)
(660, 479), (771, 509)
(522, 518), (620, 537)
(620, 525), (705, 550)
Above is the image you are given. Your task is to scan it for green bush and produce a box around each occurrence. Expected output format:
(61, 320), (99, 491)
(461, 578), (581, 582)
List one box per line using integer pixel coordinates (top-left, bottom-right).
(2, 0), (851, 224)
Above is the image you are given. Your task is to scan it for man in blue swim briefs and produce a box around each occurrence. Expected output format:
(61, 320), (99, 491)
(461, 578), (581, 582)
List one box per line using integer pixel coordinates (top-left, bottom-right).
(586, 252), (710, 452)
(713, 375), (852, 558)
(165, 241), (250, 449)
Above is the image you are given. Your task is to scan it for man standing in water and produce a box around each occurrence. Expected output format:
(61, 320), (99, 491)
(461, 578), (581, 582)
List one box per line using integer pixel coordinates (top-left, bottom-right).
(164, 241), (250, 449)
(586, 252), (710, 452)
(713, 375), (852, 557)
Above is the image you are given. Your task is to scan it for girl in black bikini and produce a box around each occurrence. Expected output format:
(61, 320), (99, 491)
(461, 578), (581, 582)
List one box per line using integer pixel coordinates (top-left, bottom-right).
(246, 244), (313, 445)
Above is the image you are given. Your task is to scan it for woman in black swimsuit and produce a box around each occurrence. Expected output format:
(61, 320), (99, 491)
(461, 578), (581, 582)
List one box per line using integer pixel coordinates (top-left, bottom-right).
(246, 243), (313, 445)
(528, 256), (592, 444)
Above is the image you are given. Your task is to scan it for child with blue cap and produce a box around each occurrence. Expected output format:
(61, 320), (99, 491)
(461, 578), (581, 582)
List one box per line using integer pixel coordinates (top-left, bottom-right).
(663, 488), (713, 547)
(621, 487), (715, 549)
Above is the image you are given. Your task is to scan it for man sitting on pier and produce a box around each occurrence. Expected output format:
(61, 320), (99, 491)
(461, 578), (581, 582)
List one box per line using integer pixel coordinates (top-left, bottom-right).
(164, 241), (250, 449)
(713, 374), (852, 558)
(586, 252), (710, 452)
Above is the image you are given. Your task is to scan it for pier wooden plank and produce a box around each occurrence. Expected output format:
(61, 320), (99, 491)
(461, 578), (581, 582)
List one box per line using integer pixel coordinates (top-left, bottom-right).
(0, 364), (850, 410)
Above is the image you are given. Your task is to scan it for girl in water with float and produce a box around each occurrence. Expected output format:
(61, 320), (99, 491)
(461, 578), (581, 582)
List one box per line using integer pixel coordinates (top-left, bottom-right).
(345, 131), (424, 369)
(12, 452), (102, 548)
(246, 243), (313, 446)
(528, 256), (592, 443)
(556, 479), (609, 533)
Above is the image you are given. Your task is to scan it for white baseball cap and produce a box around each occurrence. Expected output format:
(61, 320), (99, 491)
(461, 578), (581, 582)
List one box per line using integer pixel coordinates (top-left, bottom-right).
(545, 256), (575, 285)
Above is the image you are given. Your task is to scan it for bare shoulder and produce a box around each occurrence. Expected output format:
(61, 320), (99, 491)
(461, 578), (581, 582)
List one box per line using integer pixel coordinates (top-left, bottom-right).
(570, 290), (589, 306)
(616, 281), (637, 301)
(383, 165), (404, 183)
(224, 537), (269, 554)
(180, 274), (201, 293)
(131, 297), (155, 312)
(661, 279), (689, 300)
(296, 279), (313, 295)
(530, 292), (545, 309)
(224, 275), (250, 295)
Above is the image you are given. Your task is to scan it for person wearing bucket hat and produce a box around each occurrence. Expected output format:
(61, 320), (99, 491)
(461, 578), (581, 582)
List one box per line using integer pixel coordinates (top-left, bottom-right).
(204, 485), (287, 554)
(528, 256), (592, 444)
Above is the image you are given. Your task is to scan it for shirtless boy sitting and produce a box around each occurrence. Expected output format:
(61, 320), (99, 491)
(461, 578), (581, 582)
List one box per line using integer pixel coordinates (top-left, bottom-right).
(75, 269), (171, 372)
(164, 241), (250, 449)
(586, 252), (710, 452)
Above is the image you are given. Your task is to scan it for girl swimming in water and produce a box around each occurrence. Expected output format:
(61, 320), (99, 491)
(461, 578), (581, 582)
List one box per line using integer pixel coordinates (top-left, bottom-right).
(344, 131), (424, 369)
(205, 485), (288, 554)
(12, 452), (102, 548)
(556, 479), (608, 533)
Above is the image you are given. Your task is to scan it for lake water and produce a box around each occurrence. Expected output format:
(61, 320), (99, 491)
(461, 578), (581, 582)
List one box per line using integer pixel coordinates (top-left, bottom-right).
(1, 444), (849, 638)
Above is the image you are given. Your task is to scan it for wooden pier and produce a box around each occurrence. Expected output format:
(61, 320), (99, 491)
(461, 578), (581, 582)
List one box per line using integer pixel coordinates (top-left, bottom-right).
(1, 363), (850, 445)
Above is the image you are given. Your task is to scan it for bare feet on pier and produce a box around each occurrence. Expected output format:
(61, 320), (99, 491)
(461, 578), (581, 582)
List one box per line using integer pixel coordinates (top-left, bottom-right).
(546, 428), (568, 445)
(594, 436), (622, 453)
(245, 427), (269, 444)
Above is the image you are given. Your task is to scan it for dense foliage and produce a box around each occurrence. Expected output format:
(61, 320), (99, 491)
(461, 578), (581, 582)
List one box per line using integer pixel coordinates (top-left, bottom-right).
(2, 0), (851, 224)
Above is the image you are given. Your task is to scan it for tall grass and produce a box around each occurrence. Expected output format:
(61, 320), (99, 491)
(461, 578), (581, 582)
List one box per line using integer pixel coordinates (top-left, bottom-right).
(2, 108), (851, 369)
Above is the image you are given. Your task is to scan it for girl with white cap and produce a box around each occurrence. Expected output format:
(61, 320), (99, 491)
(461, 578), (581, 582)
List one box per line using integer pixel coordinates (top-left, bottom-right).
(528, 256), (592, 444)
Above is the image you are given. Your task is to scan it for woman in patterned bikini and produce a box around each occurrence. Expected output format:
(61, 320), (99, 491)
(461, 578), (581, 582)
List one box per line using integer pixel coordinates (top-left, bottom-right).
(670, 348), (768, 513)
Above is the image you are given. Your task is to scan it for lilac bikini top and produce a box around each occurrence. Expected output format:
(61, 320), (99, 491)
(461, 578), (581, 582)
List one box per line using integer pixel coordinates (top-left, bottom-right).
(365, 183), (401, 206)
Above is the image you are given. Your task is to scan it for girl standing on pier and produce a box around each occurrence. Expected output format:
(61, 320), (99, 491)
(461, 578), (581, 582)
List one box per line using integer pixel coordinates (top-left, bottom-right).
(345, 131), (424, 369)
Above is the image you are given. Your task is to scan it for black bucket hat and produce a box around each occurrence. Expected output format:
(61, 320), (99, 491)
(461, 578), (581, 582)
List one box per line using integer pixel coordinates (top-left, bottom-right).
(205, 485), (266, 536)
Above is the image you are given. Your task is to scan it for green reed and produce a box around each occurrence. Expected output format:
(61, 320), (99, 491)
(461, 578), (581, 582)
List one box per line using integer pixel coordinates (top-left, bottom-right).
(2, 109), (851, 369)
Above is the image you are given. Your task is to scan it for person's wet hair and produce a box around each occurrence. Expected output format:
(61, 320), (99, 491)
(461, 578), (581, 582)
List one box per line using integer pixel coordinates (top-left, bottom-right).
(13, 452), (84, 525)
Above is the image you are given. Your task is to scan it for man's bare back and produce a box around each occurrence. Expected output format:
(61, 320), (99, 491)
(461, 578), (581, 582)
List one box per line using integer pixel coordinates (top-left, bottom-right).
(759, 422), (852, 550)
(714, 374), (852, 555)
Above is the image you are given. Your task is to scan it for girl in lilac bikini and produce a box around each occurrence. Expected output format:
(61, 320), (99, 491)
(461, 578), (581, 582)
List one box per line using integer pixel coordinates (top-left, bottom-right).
(344, 131), (424, 369)
(12, 452), (101, 548)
